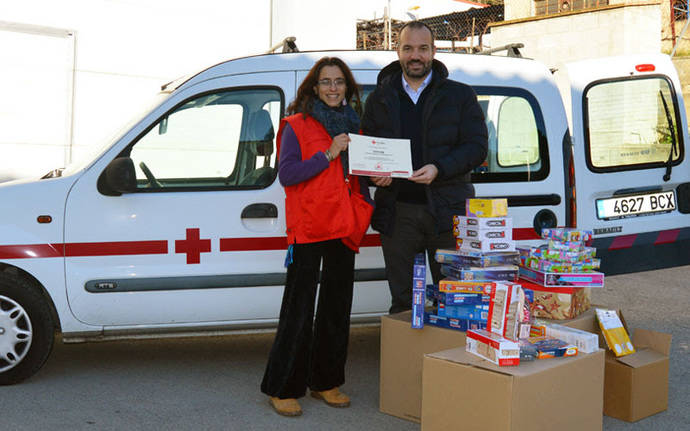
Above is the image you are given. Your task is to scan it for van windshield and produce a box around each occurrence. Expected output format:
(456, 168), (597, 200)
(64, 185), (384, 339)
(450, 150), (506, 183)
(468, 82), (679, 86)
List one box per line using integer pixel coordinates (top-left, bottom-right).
(60, 92), (169, 177)
(584, 77), (682, 171)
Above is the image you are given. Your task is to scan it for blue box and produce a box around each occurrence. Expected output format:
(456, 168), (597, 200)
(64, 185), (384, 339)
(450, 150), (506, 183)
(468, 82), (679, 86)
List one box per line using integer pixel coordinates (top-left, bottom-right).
(438, 303), (489, 320)
(426, 285), (489, 305)
(411, 253), (426, 329)
(423, 313), (487, 332)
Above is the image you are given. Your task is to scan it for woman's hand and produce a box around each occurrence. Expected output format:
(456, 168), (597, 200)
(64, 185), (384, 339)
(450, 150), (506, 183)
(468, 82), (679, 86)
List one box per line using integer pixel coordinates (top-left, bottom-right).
(328, 133), (350, 158)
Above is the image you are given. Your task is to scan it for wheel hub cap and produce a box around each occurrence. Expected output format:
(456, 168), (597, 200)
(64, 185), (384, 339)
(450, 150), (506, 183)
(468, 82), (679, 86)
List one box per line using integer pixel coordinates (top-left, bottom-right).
(0, 295), (33, 373)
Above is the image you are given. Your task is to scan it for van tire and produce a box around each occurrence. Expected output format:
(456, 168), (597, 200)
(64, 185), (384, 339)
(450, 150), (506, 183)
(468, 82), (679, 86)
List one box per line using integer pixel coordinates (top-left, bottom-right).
(0, 273), (55, 385)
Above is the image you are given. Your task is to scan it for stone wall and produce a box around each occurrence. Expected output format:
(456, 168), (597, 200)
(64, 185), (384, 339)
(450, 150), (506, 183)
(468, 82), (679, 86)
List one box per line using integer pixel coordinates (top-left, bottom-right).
(672, 57), (690, 121)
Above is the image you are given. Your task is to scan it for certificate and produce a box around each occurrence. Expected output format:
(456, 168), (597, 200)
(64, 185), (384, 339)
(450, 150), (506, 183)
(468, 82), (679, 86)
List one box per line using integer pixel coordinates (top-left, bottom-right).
(347, 134), (413, 178)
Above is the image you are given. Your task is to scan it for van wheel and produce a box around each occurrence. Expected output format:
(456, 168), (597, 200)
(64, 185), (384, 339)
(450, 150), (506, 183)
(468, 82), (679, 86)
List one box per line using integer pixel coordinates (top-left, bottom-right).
(0, 274), (55, 385)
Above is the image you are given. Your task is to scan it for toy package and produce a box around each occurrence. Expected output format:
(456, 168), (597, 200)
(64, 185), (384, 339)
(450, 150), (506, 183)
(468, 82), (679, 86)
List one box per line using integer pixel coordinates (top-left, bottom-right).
(486, 282), (524, 341)
(540, 227), (593, 243)
(519, 266), (604, 288)
(465, 198), (508, 218)
(426, 285), (489, 305)
(466, 329), (520, 366)
(457, 238), (516, 253)
(439, 279), (495, 294)
(411, 253), (426, 329)
(440, 264), (519, 282)
(435, 248), (519, 267)
(518, 244), (596, 263)
(596, 308), (635, 357)
(455, 226), (512, 241)
(530, 321), (599, 353)
(522, 282), (591, 320)
(438, 303), (489, 320)
(548, 239), (584, 252)
(519, 336), (578, 359)
(453, 215), (513, 230)
(425, 313), (487, 331)
(519, 255), (600, 273)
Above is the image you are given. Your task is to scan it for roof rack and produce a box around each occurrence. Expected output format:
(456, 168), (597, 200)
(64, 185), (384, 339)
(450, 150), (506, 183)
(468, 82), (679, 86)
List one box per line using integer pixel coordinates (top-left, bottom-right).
(267, 36), (298, 54)
(476, 43), (524, 58)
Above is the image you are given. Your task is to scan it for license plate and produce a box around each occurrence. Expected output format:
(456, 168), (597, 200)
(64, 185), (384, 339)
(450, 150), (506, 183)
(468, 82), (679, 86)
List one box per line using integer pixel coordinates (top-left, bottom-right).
(596, 191), (676, 220)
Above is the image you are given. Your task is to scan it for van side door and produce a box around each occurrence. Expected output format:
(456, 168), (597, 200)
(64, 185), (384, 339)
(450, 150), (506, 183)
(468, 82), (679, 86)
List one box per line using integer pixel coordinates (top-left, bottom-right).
(63, 73), (295, 328)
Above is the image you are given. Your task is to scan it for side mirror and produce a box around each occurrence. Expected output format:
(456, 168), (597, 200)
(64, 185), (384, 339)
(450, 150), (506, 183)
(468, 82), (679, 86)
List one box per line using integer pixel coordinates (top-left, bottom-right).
(98, 157), (137, 195)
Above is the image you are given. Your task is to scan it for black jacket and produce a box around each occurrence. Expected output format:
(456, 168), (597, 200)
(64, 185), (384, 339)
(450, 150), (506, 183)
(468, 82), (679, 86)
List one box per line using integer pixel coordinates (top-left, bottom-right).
(361, 59), (488, 235)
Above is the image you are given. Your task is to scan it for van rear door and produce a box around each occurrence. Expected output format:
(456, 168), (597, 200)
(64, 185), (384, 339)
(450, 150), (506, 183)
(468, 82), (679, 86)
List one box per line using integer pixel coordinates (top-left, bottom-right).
(566, 54), (690, 274)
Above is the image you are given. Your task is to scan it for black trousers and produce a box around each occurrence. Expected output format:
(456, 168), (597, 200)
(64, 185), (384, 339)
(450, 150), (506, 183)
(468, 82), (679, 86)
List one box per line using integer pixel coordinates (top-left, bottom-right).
(380, 202), (456, 314)
(261, 239), (355, 399)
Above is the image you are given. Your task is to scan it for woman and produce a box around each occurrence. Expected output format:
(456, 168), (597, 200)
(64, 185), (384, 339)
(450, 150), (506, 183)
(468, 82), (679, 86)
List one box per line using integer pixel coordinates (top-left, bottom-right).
(260, 57), (373, 417)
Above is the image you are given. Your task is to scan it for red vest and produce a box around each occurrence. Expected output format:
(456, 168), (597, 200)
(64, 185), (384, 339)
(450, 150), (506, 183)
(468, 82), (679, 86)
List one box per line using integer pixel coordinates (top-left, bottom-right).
(278, 113), (371, 250)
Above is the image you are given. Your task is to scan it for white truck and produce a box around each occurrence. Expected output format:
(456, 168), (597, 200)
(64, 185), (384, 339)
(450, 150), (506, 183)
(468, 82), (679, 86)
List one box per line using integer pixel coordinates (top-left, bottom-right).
(1, 50), (688, 384)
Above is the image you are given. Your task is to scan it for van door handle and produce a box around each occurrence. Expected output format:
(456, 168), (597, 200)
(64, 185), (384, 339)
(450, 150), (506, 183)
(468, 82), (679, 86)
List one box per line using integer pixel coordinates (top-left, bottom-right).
(241, 203), (278, 219)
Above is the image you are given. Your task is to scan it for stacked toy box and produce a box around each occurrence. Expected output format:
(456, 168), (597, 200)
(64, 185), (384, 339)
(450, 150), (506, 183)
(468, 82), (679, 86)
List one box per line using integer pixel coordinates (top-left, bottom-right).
(517, 227), (604, 319)
(426, 199), (522, 332)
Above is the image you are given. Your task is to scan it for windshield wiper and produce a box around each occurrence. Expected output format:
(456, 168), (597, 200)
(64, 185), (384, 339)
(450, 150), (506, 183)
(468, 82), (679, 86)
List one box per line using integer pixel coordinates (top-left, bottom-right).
(659, 90), (678, 182)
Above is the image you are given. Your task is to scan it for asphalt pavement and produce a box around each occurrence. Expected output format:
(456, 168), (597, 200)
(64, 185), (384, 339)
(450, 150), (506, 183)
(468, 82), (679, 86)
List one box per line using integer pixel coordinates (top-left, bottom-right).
(2, 265), (689, 430)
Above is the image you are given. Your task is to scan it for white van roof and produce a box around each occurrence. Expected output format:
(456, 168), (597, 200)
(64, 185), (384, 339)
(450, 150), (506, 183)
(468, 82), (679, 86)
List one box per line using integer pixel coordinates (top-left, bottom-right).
(174, 50), (556, 94)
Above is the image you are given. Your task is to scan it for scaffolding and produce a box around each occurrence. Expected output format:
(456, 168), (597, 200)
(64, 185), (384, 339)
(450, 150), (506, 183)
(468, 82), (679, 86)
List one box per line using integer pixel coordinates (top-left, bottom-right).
(356, 5), (505, 53)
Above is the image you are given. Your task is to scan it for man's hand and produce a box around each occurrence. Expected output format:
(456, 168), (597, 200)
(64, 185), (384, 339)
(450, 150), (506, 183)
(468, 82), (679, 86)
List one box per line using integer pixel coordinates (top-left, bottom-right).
(409, 164), (438, 184)
(370, 176), (393, 187)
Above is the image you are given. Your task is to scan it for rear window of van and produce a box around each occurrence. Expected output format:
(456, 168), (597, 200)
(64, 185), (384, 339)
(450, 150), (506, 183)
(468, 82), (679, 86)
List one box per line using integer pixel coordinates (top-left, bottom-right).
(584, 76), (683, 172)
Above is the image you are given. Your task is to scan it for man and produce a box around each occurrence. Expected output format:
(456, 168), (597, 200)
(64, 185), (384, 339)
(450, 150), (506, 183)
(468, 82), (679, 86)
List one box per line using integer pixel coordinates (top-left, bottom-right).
(361, 21), (488, 313)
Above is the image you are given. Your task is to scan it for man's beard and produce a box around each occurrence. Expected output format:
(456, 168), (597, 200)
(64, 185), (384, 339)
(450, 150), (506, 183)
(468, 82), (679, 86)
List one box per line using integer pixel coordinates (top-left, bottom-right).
(403, 60), (432, 78)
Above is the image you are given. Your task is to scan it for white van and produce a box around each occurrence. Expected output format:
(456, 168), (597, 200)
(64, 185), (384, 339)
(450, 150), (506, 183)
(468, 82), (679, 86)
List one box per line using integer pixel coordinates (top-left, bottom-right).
(0, 50), (688, 384)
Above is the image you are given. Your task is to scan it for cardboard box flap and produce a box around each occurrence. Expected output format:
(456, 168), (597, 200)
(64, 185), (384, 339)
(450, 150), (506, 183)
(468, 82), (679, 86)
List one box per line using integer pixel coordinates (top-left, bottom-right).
(427, 347), (599, 377)
(615, 347), (667, 367)
(426, 348), (517, 376)
(633, 328), (672, 356)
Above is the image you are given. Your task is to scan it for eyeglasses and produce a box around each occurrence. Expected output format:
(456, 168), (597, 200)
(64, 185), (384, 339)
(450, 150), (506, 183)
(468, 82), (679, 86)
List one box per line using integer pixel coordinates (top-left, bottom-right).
(317, 78), (346, 88)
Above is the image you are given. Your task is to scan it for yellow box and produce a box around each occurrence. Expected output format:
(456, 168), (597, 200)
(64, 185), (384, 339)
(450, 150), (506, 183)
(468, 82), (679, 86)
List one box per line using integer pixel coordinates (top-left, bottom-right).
(466, 198), (508, 218)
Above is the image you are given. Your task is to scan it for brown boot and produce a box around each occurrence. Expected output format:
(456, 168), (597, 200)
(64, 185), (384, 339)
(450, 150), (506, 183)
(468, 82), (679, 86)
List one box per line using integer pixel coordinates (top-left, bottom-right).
(269, 397), (302, 417)
(310, 387), (351, 408)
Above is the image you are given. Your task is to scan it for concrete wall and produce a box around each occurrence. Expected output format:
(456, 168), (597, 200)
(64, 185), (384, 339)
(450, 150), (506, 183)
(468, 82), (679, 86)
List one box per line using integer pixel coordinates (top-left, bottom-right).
(505, 0), (533, 20)
(0, 0), (272, 182)
(490, 4), (661, 69)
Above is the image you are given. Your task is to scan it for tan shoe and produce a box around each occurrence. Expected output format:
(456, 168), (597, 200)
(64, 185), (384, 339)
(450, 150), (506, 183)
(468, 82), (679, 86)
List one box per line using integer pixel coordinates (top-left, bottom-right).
(311, 387), (351, 408)
(269, 397), (302, 417)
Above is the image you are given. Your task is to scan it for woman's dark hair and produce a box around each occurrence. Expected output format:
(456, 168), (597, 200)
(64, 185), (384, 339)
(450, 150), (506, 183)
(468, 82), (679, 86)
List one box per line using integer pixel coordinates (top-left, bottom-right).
(287, 56), (362, 116)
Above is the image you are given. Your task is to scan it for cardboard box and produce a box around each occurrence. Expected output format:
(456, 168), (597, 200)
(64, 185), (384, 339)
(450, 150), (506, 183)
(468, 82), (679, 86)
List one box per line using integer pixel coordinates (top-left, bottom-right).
(602, 328), (672, 422)
(380, 311), (467, 423)
(422, 348), (605, 430)
(535, 307), (672, 422)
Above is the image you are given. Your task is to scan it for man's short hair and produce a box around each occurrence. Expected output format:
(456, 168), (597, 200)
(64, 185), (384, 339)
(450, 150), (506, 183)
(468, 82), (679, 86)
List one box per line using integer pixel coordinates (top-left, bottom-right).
(399, 21), (435, 46)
